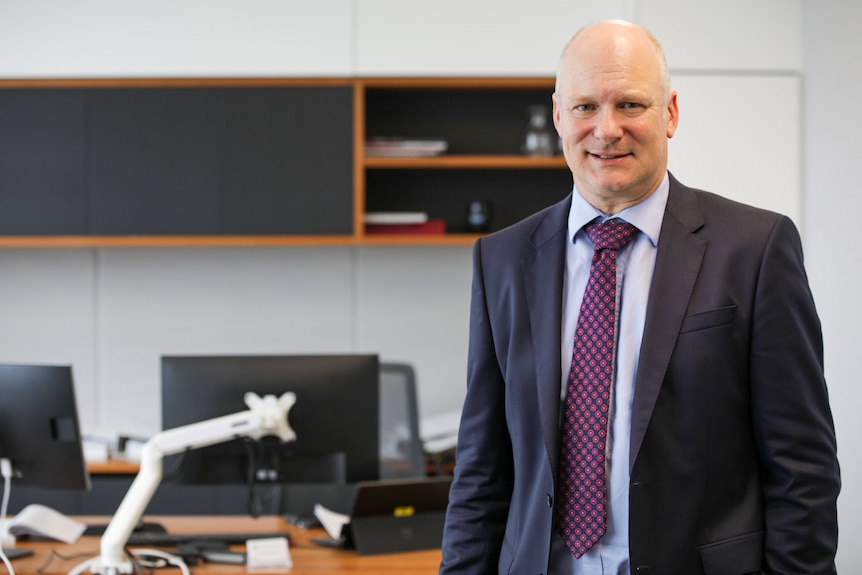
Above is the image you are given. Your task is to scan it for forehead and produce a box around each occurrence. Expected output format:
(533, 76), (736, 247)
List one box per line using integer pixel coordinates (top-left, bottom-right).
(557, 29), (663, 99)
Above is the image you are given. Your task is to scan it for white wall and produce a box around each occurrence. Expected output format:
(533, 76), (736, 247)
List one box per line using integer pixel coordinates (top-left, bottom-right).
(0, 0), (858, 569)
(803, 2), (862, 571)
(0, 1), (355, 77)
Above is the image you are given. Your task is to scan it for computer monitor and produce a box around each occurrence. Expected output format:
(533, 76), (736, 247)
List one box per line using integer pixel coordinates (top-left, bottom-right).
(161, 354), (380, 486)
(0, 363), (90, 490)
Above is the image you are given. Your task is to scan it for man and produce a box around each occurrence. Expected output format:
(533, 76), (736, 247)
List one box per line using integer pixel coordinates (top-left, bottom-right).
(439, 19), (839, 575)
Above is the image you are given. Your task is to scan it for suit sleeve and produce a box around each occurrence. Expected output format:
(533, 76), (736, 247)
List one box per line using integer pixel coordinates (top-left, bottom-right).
(439, 238), (515, 574)
(750, 215), (840, 574)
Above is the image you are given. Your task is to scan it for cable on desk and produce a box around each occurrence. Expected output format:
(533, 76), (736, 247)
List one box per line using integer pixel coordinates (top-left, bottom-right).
(32, 549), (97, 575)
(242, 440), (262, 518)
(1, 458), (16, 575)
(240, 438), (281, 518)
(66, 555), (103, 575)
(0, 545), (14, 575)
(164, 441), (278, 518)
(66, 548), (189, 575)
(127, 549), (189, 575)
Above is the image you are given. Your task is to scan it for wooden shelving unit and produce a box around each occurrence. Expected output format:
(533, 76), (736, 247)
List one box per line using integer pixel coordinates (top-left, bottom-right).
(0, 77), (571, 248)
(356, 77), (570, 244)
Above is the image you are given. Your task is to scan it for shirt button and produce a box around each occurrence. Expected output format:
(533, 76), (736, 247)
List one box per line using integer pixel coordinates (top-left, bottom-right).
(546, 493), (553, 507)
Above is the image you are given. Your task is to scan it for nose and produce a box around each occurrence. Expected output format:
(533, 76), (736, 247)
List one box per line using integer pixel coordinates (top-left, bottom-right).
(593, 108), (623, 142)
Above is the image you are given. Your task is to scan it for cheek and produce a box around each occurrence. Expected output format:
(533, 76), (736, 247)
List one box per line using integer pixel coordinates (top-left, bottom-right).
(558, 118), (591, 142)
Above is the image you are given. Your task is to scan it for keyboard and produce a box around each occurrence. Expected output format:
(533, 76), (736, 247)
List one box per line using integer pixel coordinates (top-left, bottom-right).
(125, 530), (291, 547)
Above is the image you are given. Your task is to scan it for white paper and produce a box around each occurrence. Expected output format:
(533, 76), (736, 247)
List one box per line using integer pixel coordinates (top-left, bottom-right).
(6, 504), (86, 544)
(313, 503), (350, 540)
(364, 212), (429, 225)
(420, 409), (462, 453)
(245, 537), (292, 568)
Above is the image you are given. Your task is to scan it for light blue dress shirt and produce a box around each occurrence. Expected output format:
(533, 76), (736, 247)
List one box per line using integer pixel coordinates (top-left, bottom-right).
(549, 174), (669, 575)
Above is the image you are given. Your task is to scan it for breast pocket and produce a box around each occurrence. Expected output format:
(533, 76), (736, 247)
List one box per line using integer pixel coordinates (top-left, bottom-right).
(679, 305), (737, 334)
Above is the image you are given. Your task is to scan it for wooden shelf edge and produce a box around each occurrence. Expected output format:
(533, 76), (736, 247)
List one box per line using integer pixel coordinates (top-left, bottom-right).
(359, 76), (556, 89)
(364, 154), (567, 169)
(0, 77), (354, 89)
(1, 76), (554, 90)
(358, 234), (481, 246)
(0, 235), (358, 248)
(87, 458), (140, 475)
(0, 234), (482, 248)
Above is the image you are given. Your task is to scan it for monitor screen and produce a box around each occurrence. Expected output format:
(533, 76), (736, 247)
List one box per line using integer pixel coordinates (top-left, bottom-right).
(0, 363), (90, 490)
(161, 354), (380, 485)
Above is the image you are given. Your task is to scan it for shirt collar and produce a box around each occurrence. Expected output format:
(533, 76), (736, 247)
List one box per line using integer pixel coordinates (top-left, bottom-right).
(567, 172), (669, 247)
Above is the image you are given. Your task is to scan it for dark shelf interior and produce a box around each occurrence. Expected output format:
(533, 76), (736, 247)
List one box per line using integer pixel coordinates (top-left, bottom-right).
(365, 168), (572, 234)
(365, 87), (556, 155)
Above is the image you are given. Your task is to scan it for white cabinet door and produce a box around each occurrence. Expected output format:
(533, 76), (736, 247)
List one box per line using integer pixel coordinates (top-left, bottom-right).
(668, 75), (801, 224)
(638, 0), (803, 72)
(355, 0), (628, 76)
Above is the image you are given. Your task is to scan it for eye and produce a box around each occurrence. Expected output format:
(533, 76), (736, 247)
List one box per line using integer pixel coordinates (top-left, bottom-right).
(620, 102), (643, 110)
(572, 104), (596, 115)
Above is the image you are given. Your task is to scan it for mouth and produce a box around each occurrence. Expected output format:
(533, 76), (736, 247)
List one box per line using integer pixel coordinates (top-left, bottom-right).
(589, 152), (630, 160)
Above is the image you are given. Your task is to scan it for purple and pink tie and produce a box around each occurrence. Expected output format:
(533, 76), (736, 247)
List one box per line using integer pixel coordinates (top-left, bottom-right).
(556, 218), (639, 558)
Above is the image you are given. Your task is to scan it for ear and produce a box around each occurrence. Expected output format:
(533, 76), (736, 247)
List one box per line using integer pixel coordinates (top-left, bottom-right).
(666, 91), (679, 138)
(552, 92), (563, 136)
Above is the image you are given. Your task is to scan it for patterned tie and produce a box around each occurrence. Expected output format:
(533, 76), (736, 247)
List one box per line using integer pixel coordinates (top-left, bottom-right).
(556, 218), (639, 558)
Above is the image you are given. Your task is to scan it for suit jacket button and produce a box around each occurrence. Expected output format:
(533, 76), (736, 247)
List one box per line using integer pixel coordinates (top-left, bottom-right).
(546, 493), (553, 507)
(635, 567), (651, 573)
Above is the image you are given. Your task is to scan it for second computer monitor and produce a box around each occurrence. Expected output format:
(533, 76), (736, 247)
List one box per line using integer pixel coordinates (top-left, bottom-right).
(0, 363), (90, 491)
(161, 354), (380, 485)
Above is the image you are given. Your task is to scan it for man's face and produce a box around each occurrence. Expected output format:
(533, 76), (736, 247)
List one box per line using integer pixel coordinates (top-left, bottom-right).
(553, 25), (679, 213)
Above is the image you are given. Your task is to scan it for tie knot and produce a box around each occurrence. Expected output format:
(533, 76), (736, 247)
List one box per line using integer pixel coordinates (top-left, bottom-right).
(584, 219), (639, 252)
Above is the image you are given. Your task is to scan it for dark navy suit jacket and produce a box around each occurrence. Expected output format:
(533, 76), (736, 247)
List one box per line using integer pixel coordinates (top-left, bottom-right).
(440, 174), (839, 575)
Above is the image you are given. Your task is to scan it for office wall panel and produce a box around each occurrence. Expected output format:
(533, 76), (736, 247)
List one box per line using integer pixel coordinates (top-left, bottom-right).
(355, 0), (627, 76)
(95, 247), (356, 436)
(803, 3), (862, 570)
(354, 247), (473, 417)
(638, 0), (803, 71)
(0, 250), (97, 424)
(667, 75), (801, 224)
(0, 0), (354, 78)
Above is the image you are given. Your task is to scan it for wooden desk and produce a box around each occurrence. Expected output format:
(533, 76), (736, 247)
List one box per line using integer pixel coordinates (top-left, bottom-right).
(10, 516), (442, 575)
(86, 459), (140, 475)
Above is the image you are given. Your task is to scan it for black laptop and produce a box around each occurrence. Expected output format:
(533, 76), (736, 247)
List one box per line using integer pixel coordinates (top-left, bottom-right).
(345, 476), (452, 555)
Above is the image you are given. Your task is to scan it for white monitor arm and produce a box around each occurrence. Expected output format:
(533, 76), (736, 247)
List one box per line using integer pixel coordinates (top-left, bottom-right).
(89, 391), (296, 575)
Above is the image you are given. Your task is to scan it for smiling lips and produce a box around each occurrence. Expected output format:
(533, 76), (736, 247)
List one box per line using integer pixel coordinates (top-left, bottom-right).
(591, 151), (630, 160)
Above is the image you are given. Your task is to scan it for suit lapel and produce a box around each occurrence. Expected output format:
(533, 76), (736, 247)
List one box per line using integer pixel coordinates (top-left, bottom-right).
(629, 178), (707, 471)
(522, 194), (571, 475)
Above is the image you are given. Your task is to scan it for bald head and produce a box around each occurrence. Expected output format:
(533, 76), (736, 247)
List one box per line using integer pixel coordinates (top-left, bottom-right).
(557, 20), (671, 102)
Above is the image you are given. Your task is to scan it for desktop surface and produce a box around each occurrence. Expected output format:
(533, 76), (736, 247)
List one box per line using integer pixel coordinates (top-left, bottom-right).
(9, 515), (442, 575)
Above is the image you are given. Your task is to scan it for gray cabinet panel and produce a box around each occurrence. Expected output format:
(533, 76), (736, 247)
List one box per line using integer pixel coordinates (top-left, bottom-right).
(0, 85), (354, 236)
(86, 89), (222, 234)
(220, 87), (354, 235)
(0, 90), (87, 234)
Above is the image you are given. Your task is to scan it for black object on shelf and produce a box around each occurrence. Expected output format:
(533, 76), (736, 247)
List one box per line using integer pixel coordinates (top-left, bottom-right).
(466, 200), (492, 232)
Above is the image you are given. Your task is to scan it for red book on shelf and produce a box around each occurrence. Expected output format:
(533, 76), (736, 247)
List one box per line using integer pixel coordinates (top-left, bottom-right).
(365, 219), (447, 235)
